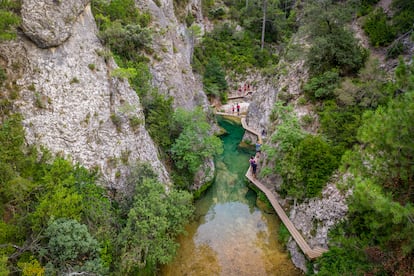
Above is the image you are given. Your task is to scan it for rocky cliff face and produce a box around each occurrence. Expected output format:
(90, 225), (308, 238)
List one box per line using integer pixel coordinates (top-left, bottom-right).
(135, 0), (209, 110)
(0, 1), (170, 190)
(134, 0), (216, 188)
(288, 181), (351, 271)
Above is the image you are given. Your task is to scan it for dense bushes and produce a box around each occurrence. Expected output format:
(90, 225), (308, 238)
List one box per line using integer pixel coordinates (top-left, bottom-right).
(363, 8), (395, 47)
(314, 59), (414, 276)
(193, 23), (275, 74)
(264, 102), (339, 200)
(99, 22), (152, 61)
(92, 0), (152, 63)
(304, 70), (340, 100)
(203, 56), (228, 100)
(391, 0), (414, 35)
(171, 107), (223, 177)
(0, 1), (21, 41)
(44, 219), (106, 275)
(306, 28), (368, 77)
(118, 174), (193, 273)
(0, 113), (195, 274)
(361, 0), (414, 49)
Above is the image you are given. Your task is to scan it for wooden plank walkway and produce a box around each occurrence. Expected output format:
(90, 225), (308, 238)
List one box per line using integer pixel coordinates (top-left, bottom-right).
(240, 116), (327, 259)
(228, 91), (253, 100)
(217, 112), (328, 259)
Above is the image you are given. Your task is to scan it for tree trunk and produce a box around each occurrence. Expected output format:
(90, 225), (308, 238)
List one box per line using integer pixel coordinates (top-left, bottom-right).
(261, 0), (267, 50)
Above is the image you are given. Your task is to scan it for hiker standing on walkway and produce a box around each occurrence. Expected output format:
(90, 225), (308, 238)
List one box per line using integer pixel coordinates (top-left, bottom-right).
(249, 156), (257, 178)
(232, 105), (235, 113)
(236, 103), (240, 115)
(255, 141), (261, 156)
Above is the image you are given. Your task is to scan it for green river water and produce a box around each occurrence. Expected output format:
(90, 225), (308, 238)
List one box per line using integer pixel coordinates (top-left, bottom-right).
(161, 117), (302, 276)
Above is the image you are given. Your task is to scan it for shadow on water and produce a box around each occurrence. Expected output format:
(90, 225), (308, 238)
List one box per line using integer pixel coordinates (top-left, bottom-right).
(160, 116), (302, 276)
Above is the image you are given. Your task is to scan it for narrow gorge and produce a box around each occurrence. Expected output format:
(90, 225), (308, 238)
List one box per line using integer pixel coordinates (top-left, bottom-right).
(1, 0), (413, 275)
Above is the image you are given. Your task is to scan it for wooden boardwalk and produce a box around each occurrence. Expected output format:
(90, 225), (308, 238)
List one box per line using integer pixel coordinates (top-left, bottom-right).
(240, 116), (327, 259)
(228, 91), (253, 100)
(217, 112), (328, 259)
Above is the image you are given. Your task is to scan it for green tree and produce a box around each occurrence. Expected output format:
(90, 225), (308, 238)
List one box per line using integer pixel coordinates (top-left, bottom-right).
(355, 91), (414, 203)
(44, 218), (107, 275)
(265, 102), (306, 199)
(99, 22), (152, 62)
(318, 100), (362, 150)
(363, 8), (395, 46)
(391, 0), (414, 34)
(303, 0), (367, 76)
(294, 135), (338, 197)
(203, 56), (228, 100)
(307, 29), (367, 77)
(304, 69), (340, 100)
(171, 107), (223, 176)
(118, 178), (193, 274)
(319, 63), (414, 274)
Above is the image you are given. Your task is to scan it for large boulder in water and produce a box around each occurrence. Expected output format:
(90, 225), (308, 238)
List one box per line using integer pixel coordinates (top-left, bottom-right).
(21, 0), (90, 48)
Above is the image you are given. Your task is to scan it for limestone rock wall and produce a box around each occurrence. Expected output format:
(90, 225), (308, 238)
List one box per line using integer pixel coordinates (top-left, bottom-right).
(21, 0), (90, 48)
(2, 2), (170, 189)
(135, 0), (209, 110)
(288, 181), (351, 271)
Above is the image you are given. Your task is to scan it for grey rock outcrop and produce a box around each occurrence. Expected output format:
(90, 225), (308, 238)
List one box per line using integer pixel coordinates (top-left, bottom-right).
(192, 158), (215, 191)
(2, 4), (169, 189)
(135, 0), (209, 110)
(288, 181), (351, 272)
(21, 0), (90, 48)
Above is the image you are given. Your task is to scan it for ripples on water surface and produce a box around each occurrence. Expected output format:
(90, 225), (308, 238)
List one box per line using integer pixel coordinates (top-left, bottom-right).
(161, 117), (302, 276)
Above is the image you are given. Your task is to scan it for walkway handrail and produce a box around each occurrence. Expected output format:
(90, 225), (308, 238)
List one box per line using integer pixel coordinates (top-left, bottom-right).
(234, 116), (327, 259)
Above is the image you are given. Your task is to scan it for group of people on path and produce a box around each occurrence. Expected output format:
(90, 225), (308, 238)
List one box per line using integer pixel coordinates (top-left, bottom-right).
(249, 141), (261, 178)
(231, 103), (241, 115)
(238, 83), (253, 95)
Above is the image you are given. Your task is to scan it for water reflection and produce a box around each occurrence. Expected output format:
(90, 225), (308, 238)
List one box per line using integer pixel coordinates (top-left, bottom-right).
(161, 118), (302, 276)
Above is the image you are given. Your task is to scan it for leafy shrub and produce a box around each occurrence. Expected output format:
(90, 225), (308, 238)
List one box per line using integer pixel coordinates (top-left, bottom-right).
(318, 100), (362, 150)
(363, 8), (395, 47)
(277, 224), (290, 246)
(110, 113), (122, 131)
(307, 28), (367, 77)
(304, 69), (340, 100)
(128, 115), (142, 131)
(391, 0), (414, 34)
(171, 107), (223, 176)
(185, 12), (195, 27)
(88, 63), (96, 70)
(118, 177), (193, 273)
(45, 218), (107, 275)
(0, 9), (20, 41)
(0, 66), (6, 86)
(355, 0), (380, 16)
(203, 56), (228, 100)
(386, 41), (404, 59)
(92, 0), (147, 26)
(208, 6), (226, 20)
(144, 92), (174, 150)
(193, 23), (275, 74)
(294, 135), (338, 198)
(99, 22), (152, 62)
